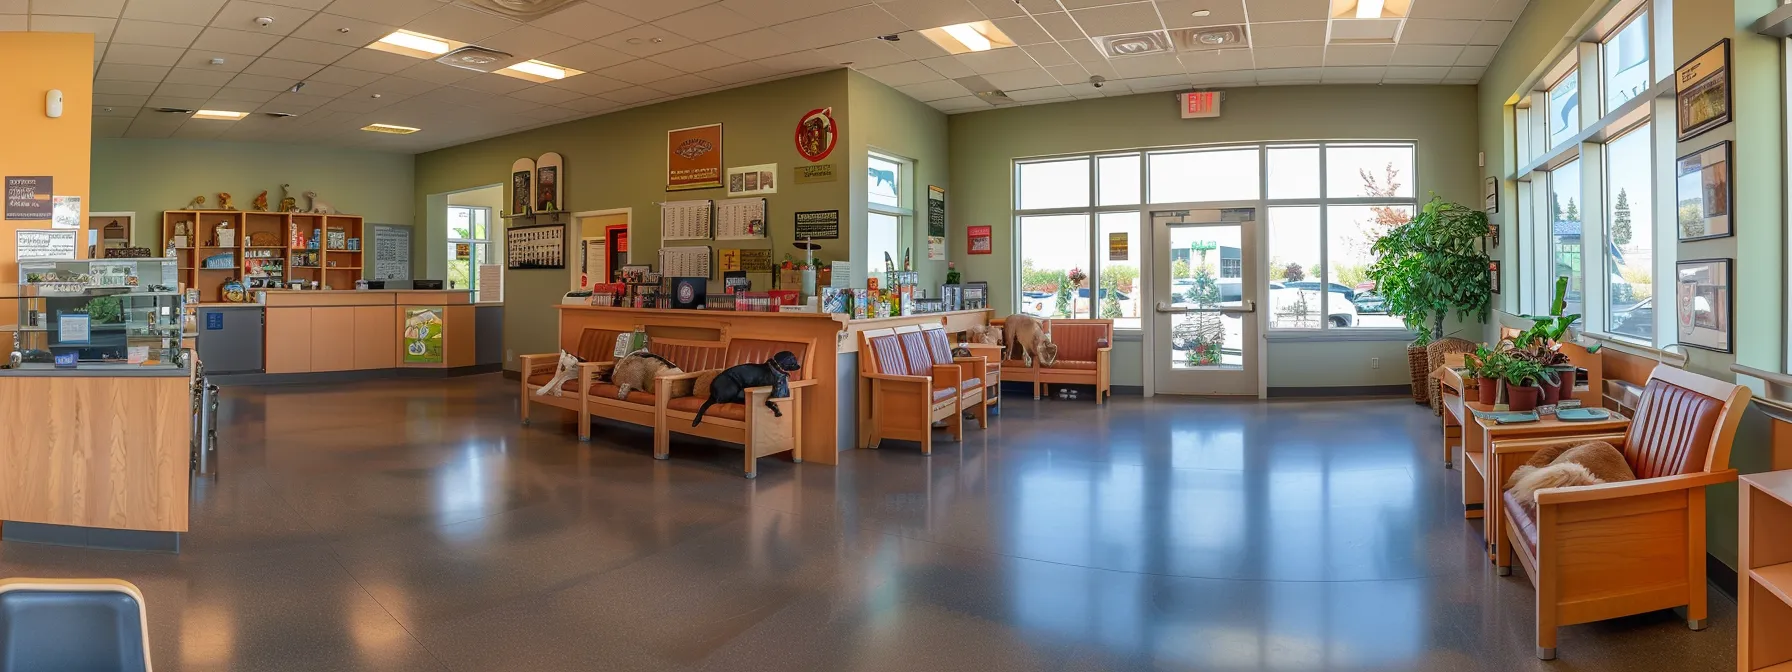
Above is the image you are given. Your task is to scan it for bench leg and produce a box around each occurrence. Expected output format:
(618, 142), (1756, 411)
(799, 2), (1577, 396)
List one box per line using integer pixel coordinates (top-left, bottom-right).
(520, 380), (532, 425)
(974, 395), (989, 429)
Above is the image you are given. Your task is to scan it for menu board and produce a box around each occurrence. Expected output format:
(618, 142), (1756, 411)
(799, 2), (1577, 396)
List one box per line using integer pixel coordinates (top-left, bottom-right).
(715, 198), (767, 239)
(794, 210), (839, 240)
(661, 200), (712, 241)
(659, 245), (711, 277)
(372, 224), (411, 280)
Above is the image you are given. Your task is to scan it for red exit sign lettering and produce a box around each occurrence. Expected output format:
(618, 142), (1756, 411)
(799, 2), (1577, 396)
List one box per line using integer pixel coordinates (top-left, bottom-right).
(1180, 91), (1222, 119)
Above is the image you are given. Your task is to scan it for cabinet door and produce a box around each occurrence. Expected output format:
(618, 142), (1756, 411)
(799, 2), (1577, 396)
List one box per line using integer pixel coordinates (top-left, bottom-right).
(308, 307), (356, 372)
(353, 305), (396, 370)
(264, 308), (311, 373)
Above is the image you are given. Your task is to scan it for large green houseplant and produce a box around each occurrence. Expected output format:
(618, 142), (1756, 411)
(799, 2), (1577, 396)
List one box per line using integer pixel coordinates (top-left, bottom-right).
(1366, 196), (1494, 397)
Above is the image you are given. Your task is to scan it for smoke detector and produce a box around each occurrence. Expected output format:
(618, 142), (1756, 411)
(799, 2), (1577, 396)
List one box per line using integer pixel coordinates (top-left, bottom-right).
(1094, 31), (1172, 58)
(1172, 26), (1247, 51)
(436, 46), (514, 72)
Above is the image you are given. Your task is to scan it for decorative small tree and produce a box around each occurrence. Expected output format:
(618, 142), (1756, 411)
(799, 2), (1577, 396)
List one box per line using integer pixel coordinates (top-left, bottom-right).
(1366, 196), (1494, 346)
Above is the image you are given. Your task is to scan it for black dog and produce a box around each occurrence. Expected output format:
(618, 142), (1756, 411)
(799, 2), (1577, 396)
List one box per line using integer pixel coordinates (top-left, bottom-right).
(692, 351), (802, 426)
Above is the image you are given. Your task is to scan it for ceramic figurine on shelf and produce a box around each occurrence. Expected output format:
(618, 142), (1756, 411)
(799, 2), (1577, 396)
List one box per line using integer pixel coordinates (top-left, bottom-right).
(218, 192), (236, 210)
(304, 191), (337, 215)
(251, 190), (269, 212)
(278, 184), (298, 213)
(185, 195), (206, 210)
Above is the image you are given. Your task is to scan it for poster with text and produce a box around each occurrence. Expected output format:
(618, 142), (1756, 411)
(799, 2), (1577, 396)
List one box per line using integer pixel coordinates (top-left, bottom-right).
(5, 176), (51, 220)
(403, 307), (444, 364)
(667, 123), (723, 191)
(52, 195), (80, 229)
(926, 185), (946, 260)
(967, 225), (992, 255)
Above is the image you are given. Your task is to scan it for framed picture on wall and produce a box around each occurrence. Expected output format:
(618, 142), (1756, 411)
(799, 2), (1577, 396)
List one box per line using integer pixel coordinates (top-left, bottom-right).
(1675, 141), (1732, 241)
(1483, 176), (1498, 213)
(1675, 258), (1732, 353)
(1675, 38), (1730, 141)
(1489, 261), (1501, 294)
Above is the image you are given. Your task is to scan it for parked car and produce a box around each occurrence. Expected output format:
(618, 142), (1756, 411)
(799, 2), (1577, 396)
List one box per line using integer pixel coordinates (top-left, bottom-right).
(1282, 280), (1358, 302)
(1215, 279), (1356, 327)
(1353, 292), (1387, 314)
(1611, 297), (1652, 336)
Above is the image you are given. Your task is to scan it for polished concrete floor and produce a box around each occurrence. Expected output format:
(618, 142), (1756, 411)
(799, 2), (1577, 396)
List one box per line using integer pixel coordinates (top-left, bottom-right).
(0, 375), (1735, 671)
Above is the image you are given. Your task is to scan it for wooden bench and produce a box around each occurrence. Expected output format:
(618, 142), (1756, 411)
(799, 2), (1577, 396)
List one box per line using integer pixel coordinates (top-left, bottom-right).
(519, 331), (725, 441)
(858, 326), (975, 455)
(518, 327), (625, 439)
(995, 318), (1113, 403)
(655, 336), (818, 478)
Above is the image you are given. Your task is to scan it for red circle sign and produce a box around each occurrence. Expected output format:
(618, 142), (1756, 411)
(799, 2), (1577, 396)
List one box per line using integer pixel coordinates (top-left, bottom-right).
(794, 107), (837, 162)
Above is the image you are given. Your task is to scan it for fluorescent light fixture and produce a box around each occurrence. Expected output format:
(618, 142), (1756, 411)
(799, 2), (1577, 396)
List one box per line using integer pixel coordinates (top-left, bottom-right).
(1330, 0), (1408, 19)
(192, 109), (249, 120)
(370, 30), (453, 58)
(495, 59), (584, 83)
(1355, 0), (1385, 18)
(361, 123), (421, 135)
(919, 21), (1015, 55)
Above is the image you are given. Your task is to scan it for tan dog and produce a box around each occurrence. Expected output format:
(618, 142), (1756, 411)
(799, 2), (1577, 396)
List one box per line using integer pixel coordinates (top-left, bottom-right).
(1004, 314), (1057, 367)
(965, 324), (1003, 345)
(608, 350), (682, 399)
(1503, 440), (1636, 513)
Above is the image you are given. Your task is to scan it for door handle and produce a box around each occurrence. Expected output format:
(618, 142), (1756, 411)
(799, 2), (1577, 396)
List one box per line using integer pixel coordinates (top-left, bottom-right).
(1220, 300), (1256, 314)
(1156, 300), (1255, 314)
(1154, 301), (1191, 314)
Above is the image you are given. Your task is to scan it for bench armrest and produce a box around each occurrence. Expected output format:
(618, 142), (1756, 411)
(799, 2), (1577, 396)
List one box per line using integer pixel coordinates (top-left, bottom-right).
(863, 371), (929, 385)
(1537, 469), (1738, 505)
(787, 379), (819, 389)
(1490, 433), (1628, 455)
(519, 353), (562, 376)
(931, 364), (962, 387)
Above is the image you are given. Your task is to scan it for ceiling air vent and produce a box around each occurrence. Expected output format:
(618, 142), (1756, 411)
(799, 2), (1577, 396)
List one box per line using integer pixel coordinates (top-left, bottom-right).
(1094, 31), (1172, 58)
(437, 46), (514, 73)
(1171, 26), (1247, 52)
(462, 0), (581, 20)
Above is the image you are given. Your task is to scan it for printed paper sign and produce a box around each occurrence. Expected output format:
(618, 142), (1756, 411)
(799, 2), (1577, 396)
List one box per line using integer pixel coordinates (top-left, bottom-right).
(5, 176), (52, 220)
(52, 195), (80, 229)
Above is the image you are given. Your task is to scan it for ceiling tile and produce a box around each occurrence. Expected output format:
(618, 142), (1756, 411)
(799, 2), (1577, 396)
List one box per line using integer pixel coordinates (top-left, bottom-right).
(120, 0), (227, 24)
(1070, 2), (1164, 37)
(1158, 0), (1245, 29)
(95, 80), (161, 95)
(929, 95), (989, 112)
(478, 25), (582, 61)
(228, 72), (302, 90)
(1253, 67), (1320, 84)
(1059, 38), (1105, 64)
(210, 86), (280, 102)
(1409, 0), (1485, 20)
(716, 0), (863, 26)
(1471, 20), (1513, 46)
(322, 0), (440, 25)
(104, 43), (189, 66)
(710, 28), (807, 60)
(651, 4), (760, 42)
(0, 15), (21, 30)
(645, 73), (719, 95)
(192, 26), (283, 55)
(94, 104), (141, 117)
(1180, 47), (1251, 73)
(1110, 53), (1183, 78)
(878, 0), (984, 31)
(96, 63), (172, 81)
(1021, 43), (1074, 67)
(1389, 44), (1462, 66)
(1245, 0), (1328, 22)
(290, 79), (352, 96)
(1004, 85), (1072, 102)
(588, 0), (714, 22)
(175, 50), (251, 70)
(1322, 66), (1384, 83)
(1124, 74), (1192, 92)
(527, 1), (638, 40)
(597, 85), (663, 104)
(773, 5), (907, 51)
(1398, 19), (1476, 45)
(332, 47), (421, 73)
(1384, 65), (1449, 81)
(965, 0), (1024, 19)
(540, 42), (634, 72)
(860, 60), (941, 87)
(1251, 46), (1320, 69)
(399, 60), (480, 84)
(404, 3), (518, 43)
(364, 75), (439, 96)
(815, 39), (908, 70)
(163, 66), (239, 85)
(1188, 70), (1256, 85)
(212, 0), (316, 34)
(510, 84), (584, 105)
(920, 55), (974, 79)
(702, 60), (778, 84)
(1031, 12), (1084, 42)
(543, 72), (631, 94)
(244, 56), (323, 78)
(263, 36), (356, 63)
(594, 23), (695, 57)
(29, 0), (124, 16)
(112, 20), (204, 47)
(1447, 65), (1485, 80)
(1043, 63), (1089, 84)
(984, 66), (1058, 90)
(30, 15), (117, 40)
(1456, 45), (1497, 67)
(991, 16), (1052, 46)
(561, 96), (621, 112)
(147, 94), (212, 109)
(955, 47), (1037, 74)
(1324, 44), (1392, 66)
(289, 12), (396, 46)
(1487, 0), (1528, 21)
(648, 44), (738, 73)
(888, 30), (951, 59)
(454, 73), (535, 94)
(754, 49), (837, 73)
(1249, 20), (1324, 48)
(895, 79), (970, 101)
(154, 82), (222, 99)
(595, 58), (684, 85)
(93, 93), (151, 107)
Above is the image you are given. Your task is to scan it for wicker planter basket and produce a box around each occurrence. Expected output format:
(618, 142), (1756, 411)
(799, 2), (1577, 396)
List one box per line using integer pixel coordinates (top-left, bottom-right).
(1426, 337), (1478, 414)
(1406, 345), (1429, 404)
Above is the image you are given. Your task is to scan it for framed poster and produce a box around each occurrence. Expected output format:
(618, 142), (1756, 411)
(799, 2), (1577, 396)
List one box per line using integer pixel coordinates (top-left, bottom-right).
(726, 163), (777, 197)
(967, 225), (992, 255)
(794, 210), (840, 239)
(1676, 258), (1732, 353)
(667, 123), (723, 191)
(926, 185), (946, 260)
(1489, 260), (1501, 294)
(1675, 38), (1730, 142)
(5, 176), (52, 220)
(1483, 176), (1498, 214)
(509, 157), (534, 215)
(506, 223), (565, 269)
(1676, 141), (1732, 241)
(403, 307), (444, 363)
(794, 107), (838, 162)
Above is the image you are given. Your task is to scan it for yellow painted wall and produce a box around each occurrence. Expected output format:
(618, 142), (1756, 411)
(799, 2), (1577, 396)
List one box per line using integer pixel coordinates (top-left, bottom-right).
(0, 32), (93, 280)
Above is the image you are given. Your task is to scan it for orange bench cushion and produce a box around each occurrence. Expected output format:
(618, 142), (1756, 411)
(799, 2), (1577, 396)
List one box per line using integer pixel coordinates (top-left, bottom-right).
(666, 396), (746, 421)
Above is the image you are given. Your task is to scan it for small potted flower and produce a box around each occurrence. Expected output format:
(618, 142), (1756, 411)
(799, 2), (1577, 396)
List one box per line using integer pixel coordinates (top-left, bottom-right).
(1500, 359), (1555, 412)
(1464, 345), (1502, 405)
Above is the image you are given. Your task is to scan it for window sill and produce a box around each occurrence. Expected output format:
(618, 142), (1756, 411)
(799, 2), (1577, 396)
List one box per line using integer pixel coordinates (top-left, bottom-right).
(1578, 330), (1688, 366)
(1265, 329), (1416, 343)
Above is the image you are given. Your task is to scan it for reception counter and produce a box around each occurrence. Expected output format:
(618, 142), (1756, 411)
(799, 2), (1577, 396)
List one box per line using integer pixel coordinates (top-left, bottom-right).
(196, 290), (502, 381)
(554, 305), (993, 464)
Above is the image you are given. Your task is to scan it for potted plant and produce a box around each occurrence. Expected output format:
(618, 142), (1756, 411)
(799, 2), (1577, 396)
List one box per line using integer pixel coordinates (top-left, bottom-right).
(1514, 276), (1597, 401)
(1500, 358), (1554, 412)
(1464, 345), (1502, 405)
(1366, 197), (1495, 401)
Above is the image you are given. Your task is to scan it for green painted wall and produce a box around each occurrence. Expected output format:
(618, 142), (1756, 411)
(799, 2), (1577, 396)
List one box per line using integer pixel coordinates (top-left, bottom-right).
(846, 70), (951, 290)
(945, 85), (1482, 387)
(1477, 0), (1786, 571)
(91, 138), (415, 250)
(413, 70), (851, 369)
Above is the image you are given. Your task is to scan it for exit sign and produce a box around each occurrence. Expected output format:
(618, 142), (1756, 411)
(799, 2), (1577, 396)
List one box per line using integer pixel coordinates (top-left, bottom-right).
(1180, 91), (1222, 119)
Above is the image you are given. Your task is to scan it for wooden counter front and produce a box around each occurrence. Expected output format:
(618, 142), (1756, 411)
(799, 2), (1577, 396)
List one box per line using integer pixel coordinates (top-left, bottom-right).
(0, 371), (189, 533)
(265, 290), (473, 374)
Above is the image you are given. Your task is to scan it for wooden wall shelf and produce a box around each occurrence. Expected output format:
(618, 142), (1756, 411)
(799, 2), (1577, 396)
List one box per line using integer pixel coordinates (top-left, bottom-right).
(163, 210), (363, 302)
(1742, 470), (1792, 671)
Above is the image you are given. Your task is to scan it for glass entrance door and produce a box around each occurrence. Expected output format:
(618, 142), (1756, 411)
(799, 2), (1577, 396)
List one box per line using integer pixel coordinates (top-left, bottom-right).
(1150, 209), (1259, 395)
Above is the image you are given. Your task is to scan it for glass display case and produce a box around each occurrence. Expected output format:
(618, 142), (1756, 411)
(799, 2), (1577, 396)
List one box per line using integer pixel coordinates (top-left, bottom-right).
(8, 258), (188, 370)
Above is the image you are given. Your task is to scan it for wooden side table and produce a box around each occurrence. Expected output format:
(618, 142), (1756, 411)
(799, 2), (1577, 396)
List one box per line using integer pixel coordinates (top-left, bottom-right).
(1467, 409), (1631, 560)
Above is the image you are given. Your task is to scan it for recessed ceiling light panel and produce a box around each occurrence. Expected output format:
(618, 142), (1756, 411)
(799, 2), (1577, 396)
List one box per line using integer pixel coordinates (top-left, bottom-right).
(919, 21), (1015, 55)
(1330, 0), (1410, 19)
(362, 123), (421, 135)
(372, 30), (452, 58)
(1095, 31), (1172, 58)
(496, 59), (584, 83)
(192, 109), (249, 120)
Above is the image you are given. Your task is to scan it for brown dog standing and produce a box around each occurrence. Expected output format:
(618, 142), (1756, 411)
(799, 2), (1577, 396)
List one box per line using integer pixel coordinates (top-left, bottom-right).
(1003, 314), (1058, 366)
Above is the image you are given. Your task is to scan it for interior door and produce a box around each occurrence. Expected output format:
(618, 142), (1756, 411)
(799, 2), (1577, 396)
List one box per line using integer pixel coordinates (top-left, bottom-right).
(1150, 208), (1259, 395)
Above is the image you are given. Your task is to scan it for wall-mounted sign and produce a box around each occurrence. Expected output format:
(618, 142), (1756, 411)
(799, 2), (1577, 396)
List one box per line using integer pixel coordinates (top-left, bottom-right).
(794, 210), (840, 240)
(738, 248), (774, 273)
(510, 157), (534, 215)
(667, 123), (723, 191)
(1179, 91), (1222, 119)
(1108, 232), (1128, 260)
(794, 107), (838, 162)
(726, 163), (777, 197)
(926, 185), (946, 260)
(16, 229), (77, 261)
(1675, 38), (1730, 142)
(967, 225), (992, 255)
(5, 176), (52, 220)
(794, 164), (837, 184)
(455, 242), (470, 259)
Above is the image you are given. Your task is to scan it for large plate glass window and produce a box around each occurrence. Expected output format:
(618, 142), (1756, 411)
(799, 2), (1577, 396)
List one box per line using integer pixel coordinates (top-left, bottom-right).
(1547, 71), (1580, 149)
(1017, 214), (1091, 318)
(1601, 10), (1650, 113)
(1604, 124), (1652, 339)
(1548, 159), (1584, 319)
(867, 151), (913, 277)
(447, 205), (494, 301)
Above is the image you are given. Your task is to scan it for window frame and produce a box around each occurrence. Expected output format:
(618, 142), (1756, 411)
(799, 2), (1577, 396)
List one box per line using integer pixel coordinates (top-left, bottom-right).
(1598, 7), (1651, 115)
(867, 149), (914, 278)
(447, 204), (496, 302)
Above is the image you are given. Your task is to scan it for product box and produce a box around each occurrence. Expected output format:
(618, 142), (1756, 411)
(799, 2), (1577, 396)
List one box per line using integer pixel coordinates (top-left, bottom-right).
(850, 289), (871, 320)
(767, 289), (800, 306)
(820, 287), (850, 314)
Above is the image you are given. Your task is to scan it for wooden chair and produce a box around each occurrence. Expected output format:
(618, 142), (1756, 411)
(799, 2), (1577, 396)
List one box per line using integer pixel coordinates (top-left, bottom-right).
(654, 337), (816, 478)
(918, 324), (988, 430)
(858, 326), (964, 455)
(0, 578), (153, 671)
(960, 342), (1003, 416)
(1488, 365), (1750, 660)
(518, 327), (625, 436)
(996, 318), (1114, 403)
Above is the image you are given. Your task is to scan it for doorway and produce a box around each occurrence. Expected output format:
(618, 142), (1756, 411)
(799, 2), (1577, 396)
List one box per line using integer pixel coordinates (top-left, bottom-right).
(570, 209), (629, 291)
(1149, 207), (1260, 395)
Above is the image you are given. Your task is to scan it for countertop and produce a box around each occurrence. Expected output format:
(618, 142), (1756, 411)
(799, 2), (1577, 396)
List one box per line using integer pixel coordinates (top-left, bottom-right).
(0, 363), (190, 378)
